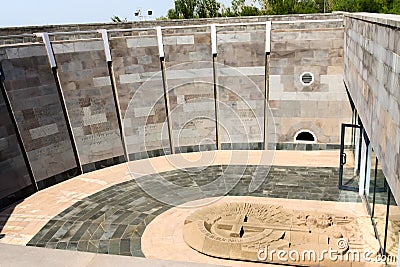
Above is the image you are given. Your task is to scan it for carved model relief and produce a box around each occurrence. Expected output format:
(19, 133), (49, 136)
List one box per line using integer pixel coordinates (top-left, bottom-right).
(183, 202), (380, 265)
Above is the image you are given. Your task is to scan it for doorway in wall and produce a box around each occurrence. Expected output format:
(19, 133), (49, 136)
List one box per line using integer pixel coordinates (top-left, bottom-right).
(338, 123), (361, 191)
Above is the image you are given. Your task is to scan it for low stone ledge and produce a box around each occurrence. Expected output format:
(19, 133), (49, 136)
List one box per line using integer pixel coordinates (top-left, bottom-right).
(0, 243), (219, 267)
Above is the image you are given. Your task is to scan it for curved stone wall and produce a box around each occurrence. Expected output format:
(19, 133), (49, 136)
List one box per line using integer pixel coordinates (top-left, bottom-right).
(0, 90), (33, 208)
(0, 13), (352, 209)
(1, 43), (78, 188)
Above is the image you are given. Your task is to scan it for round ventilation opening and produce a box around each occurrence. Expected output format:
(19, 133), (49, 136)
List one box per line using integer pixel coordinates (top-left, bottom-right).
(300, 72), (314, 86)
(294, 130), (317, 143)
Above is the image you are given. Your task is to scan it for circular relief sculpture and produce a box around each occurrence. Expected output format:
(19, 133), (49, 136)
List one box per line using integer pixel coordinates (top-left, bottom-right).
(183, 202), (380, 264)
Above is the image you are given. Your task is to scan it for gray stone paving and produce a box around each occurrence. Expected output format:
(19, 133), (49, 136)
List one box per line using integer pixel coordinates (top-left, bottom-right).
(27, 165), (360, 257)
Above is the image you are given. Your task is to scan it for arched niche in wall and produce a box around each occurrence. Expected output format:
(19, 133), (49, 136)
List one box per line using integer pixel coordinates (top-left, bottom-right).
(294, 129), (317, 143)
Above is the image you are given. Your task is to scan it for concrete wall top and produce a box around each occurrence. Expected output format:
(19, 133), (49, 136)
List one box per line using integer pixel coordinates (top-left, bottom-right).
(0, 13), (345, 47)
(0, 13), (344, 36)
(345, 12), (400, 29)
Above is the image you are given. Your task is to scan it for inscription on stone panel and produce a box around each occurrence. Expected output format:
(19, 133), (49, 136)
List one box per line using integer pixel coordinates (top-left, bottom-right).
(143, 124), (160, 136)
(83, 113), (107, 127)
(29, 123), (59, 140)
(80, 131), (116, 145)
(82, 107), (108, 127)
(29, 142), (66, 159)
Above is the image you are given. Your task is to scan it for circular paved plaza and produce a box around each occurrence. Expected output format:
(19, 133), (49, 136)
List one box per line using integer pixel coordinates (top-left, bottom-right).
(0, 151), (364, 266)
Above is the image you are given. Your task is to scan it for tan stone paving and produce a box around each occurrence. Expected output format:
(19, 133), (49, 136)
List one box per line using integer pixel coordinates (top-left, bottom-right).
(0, 150), (343, 247)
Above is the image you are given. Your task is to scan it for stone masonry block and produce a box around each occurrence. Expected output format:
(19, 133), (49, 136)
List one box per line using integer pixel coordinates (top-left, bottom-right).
(74, 41), (104, 52)
(93, 77), (111, 87)
(189, 52), (206, 61)
(120, 73), (140, 84)
(217, 33), (251, 43)
(286, 40), (310, 50)
(52, 43), (75, 54)
(19, 46), (47, 58)
(177, 36), (195, 45)
(83, 113), (107, 127)
(5, 48), (19, 59)
(310, 40), (332, 49)
(127, 37), (157, 48)
(29, 123), (59, 140)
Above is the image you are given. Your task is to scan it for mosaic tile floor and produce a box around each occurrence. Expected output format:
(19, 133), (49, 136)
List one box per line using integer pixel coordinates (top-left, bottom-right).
(27, 165), (360, 257)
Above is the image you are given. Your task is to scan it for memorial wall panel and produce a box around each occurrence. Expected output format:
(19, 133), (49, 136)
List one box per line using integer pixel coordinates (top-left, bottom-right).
(217, 25), (266, 148)
(53, 40), (124, 164)
(110, 32), (169, 159)
(1, 44), (77, 181)
(163, 27), (217, 151)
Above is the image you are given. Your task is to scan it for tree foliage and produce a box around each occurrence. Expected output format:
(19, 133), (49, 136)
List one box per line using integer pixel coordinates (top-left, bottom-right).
(258, 0), (323, 14)
(175, 0), (197, 18)
(111, 15), (128, 23)
(167, 8), (181, 19)
(197, 0), (221, 18)
(220, 0), (261, 16)
(167, 0), (221, 19)
(331, 0), (400, 13)
(164, 0), (400, 19)
(390, 0), (400, 14)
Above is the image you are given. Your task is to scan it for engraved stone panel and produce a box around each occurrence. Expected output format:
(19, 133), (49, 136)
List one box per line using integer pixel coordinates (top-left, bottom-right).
(0, 44), (77, 181)
(217, 25), (265, 145)
(0, 86), (32, 201)
(163, 28), (216, 150)
(54, 40), (124, 164)
(110, 32), (169, 157)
